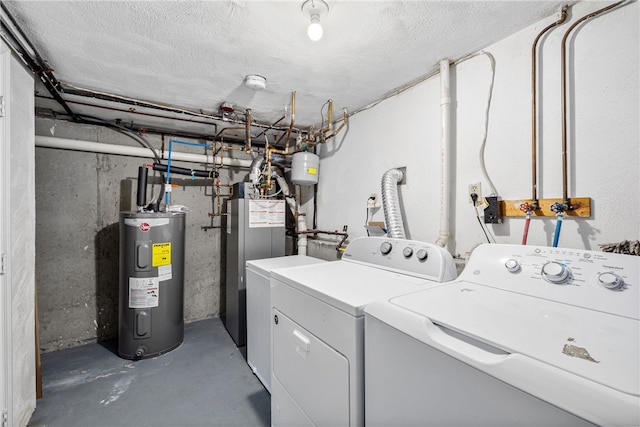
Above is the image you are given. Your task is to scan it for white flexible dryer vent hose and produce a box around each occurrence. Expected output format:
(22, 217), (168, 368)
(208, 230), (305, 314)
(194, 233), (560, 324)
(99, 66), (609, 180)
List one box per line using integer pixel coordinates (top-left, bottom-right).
(381, 168), (406, 239)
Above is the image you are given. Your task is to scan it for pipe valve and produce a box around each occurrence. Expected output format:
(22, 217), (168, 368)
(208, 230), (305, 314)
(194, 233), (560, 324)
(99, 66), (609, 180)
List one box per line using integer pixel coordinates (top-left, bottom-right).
(550, 202), (567, 214)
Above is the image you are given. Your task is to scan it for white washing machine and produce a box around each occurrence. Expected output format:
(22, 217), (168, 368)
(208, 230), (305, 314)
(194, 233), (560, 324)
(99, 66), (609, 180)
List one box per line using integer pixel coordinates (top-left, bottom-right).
(270, 237), (457, 426)
(365, 244), (640, 427)
(246, 255), (327, 393)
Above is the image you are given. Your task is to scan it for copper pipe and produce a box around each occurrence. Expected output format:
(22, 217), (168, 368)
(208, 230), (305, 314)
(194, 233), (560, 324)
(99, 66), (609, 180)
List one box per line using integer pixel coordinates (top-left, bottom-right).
(262, 136), (270, 195)
(264, 146), (293, 192)
(325, 99), (333, 133)
(266, 149), (273, 191)
(245, 109), (252, 153)
(284, 91), (296, 152)
(322, 108), (349, 141)
(208, 179), (233, 217)
(531, 6), (568, 210)
(560, 0), (623, 206)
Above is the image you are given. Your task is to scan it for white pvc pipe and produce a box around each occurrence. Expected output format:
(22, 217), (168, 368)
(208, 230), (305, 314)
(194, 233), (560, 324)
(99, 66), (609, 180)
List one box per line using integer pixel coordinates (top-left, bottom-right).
(274, 173), (307, 255)
(435, 59), (451, 248)
(34, 135), (253, 168)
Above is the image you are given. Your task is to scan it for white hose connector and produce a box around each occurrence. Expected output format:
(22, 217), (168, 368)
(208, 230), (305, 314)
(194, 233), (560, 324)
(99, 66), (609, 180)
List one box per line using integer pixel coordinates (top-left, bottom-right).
(436, 59), (451, 248)
(381, 168), (406, 239)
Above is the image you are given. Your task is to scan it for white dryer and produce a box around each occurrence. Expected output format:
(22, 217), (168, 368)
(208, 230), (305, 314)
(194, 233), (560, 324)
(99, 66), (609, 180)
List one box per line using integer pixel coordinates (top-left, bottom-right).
(270, 237), (456, 426)
(365, 244), (640, 426)
(245, 255), (327, 393)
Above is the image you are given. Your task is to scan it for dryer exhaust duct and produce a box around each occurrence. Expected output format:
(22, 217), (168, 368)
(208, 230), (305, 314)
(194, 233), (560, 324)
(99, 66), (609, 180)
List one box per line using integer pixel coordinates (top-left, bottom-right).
(381, 168), (406, 239)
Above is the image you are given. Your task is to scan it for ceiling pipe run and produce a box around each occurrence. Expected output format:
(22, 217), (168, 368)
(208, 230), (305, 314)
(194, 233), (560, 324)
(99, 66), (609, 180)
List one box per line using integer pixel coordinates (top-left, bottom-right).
(34, 135), (253, 168)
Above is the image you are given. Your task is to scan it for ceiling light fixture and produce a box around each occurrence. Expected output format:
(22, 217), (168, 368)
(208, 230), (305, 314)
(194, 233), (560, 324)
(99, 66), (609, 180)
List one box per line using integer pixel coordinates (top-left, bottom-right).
(301, 0), (329, 42)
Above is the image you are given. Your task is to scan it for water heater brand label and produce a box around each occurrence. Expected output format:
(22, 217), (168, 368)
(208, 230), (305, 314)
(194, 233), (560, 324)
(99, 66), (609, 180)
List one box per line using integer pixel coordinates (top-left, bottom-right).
(139, 222), (150, 232)
(129, 277), (159, 308)
(152, 242), (171, 267)
(124, 218), (170, 227)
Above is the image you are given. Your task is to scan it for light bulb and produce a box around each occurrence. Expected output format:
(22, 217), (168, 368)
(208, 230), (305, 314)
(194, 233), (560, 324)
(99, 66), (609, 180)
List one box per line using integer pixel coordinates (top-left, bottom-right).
(307, 15), (323, 41)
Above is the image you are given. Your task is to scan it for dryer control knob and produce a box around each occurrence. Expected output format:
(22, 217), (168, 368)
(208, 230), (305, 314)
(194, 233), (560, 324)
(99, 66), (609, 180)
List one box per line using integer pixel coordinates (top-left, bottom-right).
(541, 261), (570, 284)
(598, 272), (624, 290)
(416, 249), (428, 261)
(504, 259), (521, 273)
(380, 242), (393, 255)
(402, 247), (413, 258)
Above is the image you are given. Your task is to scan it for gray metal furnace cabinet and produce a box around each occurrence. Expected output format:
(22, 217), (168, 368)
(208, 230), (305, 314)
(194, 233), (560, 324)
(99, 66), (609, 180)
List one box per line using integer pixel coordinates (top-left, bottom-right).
(224, 186), (285, 347)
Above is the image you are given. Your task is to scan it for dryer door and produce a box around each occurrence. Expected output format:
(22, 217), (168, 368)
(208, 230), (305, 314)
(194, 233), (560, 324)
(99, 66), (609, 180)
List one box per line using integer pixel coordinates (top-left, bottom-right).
(272, 309), (349, 426)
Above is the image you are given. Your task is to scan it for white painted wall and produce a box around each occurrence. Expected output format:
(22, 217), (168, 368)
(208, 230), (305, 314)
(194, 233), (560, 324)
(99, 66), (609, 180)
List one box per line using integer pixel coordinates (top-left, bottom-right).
(0, 40), (36, 426)
(317, 1), (639, 258)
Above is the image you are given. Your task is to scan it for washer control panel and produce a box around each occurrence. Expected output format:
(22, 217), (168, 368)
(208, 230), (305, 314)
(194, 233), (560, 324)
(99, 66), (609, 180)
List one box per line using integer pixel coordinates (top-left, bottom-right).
(462, 244), (639, 319)
(341, 237), (457, 282)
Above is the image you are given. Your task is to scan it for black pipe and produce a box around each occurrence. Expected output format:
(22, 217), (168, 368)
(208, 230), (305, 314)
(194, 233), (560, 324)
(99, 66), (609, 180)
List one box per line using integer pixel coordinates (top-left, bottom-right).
(137, 166), (148, 207)
(1, 3), (76, 119)
(151, 163), (217, 179)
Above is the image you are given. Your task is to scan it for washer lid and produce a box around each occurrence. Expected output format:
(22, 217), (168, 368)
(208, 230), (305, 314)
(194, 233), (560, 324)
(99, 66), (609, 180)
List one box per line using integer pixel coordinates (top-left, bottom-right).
(246, 255), (326, 277)
(389, 281), (639, 397)
(271, 261), (435, 317)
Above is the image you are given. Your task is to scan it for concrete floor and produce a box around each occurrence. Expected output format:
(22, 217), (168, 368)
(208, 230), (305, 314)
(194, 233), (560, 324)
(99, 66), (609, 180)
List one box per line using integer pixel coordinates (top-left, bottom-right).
(28, 318), (270, 427)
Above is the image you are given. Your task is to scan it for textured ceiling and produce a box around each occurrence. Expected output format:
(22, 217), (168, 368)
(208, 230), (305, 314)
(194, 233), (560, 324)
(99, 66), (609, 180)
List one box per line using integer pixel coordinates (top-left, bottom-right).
(5, 0), (570, 134)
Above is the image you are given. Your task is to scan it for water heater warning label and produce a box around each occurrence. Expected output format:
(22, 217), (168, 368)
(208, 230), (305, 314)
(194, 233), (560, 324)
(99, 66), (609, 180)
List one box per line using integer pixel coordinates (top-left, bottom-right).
(249, 200), (285, 228)
(152, 243), (171, 266)
(158, 264), (172, 282)
(129, 277), (159, 308)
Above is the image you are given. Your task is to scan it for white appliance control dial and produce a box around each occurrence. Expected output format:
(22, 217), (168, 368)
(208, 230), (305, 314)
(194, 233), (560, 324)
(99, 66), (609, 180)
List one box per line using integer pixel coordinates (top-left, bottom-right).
(416, 249), (428, 261)
(380, 242), (393, 255)
(598, 272), (624, 290)
(541, 261), (571, 284)
(504, 259), (521, 273)
(402, 247), (413, 258)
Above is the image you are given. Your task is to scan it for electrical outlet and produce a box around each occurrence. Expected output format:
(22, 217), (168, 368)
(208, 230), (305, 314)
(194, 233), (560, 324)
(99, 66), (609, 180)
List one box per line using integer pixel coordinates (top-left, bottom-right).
(366, 194), (377, 208)
(468, 182), (482, 204)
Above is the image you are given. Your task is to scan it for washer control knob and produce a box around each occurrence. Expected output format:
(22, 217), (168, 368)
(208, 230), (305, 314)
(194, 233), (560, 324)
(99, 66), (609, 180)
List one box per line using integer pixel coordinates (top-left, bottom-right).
(402, 247), (413, 258)
(380, 242), (393, 255)
(416, 249), (428, 261)
(598, 272), (624, 290)
(504, 259), (521, 273)
(541, 262), (570, 284)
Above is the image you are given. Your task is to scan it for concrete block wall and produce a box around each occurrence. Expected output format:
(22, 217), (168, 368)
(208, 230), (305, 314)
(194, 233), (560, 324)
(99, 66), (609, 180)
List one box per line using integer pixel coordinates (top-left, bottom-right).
(35, 118), (246, 352)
